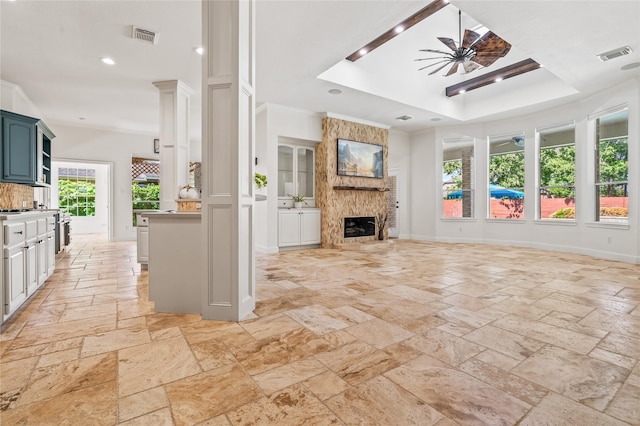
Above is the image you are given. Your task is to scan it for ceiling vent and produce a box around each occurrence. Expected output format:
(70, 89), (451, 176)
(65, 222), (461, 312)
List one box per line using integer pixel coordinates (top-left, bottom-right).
(132, 26), (159, 45)
(597, 46), (632, 62)
(395, 115), (413, 121)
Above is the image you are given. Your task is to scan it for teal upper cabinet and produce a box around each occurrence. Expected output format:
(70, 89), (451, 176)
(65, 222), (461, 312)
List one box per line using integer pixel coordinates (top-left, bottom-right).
(0, 110), (54, 186)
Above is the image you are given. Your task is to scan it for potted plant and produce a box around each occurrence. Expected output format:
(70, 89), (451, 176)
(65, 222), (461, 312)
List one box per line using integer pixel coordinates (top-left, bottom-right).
(289, 194), (306, 209)
(254, 173), (267, 189)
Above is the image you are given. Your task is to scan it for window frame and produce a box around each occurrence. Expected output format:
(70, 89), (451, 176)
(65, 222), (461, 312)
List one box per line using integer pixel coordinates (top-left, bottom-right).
(442, 138), (476, 219)
(488, 132), (526, 220)
(536, 121), (576, 221)
(592, 105), (629, 224)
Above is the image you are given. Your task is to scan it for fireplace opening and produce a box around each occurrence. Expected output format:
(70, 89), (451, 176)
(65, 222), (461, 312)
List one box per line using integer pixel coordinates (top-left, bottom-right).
(344, 216), (375, 238)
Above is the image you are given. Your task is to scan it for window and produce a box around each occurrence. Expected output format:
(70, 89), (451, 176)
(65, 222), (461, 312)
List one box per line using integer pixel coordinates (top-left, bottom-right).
(442, 139), (475, 218)
(58, 167), (96, 216)
(595, 107), (628, 223)
(538, 123), (576, 220)
(489, 133), (525, 219)
(131, 157), (160, 226)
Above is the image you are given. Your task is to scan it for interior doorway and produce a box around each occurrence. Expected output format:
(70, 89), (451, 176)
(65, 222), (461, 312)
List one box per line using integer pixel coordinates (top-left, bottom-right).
(52, 160), (111, 238)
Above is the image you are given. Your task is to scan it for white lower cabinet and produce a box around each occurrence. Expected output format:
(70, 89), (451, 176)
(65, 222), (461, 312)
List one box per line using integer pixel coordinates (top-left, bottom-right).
(4, 243), (26, 316)
(2, 212), (57, 322)
(46, 232), (55, 278)
(278, 208), (321, 247)
(25, 242), (37, 295)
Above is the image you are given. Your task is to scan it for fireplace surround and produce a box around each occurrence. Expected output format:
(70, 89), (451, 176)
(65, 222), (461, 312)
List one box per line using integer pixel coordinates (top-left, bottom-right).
(344, 216), (375, 238)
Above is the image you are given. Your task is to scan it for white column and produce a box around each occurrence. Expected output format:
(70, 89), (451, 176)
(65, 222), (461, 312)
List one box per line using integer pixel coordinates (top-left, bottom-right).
(201, 0), (256, 321)
(152, 80), (194, 210)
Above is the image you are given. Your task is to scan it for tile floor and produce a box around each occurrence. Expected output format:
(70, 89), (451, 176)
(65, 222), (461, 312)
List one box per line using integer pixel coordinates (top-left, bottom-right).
(1, 235), (639, 425)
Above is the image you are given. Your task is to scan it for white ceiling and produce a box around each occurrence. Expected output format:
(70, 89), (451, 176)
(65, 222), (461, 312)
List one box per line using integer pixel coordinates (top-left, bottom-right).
(1, 0), (639, 137)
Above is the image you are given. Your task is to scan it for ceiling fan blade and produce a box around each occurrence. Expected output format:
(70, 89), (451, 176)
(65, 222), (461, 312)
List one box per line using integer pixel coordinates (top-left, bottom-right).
(414, 56), (451, 61)
(418, 59), (451, 71)
(437, 37), (457, 51)
(445, 62), (459, 76)
(471, 55), (499, 67)
(470, 31), (512, 57)
(428, 61), (452, 76)
(418, 48), (453, 55)
(461, 29), (480, 49)
(462, 61), (480, 73)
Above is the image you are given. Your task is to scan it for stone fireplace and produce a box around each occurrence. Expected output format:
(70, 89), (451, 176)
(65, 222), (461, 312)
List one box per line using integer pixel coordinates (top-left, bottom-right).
(316, 116), (389, 247)
(344, 216), (375, 238)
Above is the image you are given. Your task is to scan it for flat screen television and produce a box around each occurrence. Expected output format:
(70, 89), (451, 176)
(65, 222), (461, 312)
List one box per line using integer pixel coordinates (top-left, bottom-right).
(337, 139), (383, 178)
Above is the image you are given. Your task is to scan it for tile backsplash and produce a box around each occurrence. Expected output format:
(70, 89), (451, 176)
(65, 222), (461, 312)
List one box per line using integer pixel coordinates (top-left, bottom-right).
(0, 182), (35, 209)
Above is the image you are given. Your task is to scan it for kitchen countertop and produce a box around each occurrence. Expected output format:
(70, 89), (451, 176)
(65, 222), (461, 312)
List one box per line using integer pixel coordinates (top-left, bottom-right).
(142, 211), (201, 219)
(0, 210), (58, 220)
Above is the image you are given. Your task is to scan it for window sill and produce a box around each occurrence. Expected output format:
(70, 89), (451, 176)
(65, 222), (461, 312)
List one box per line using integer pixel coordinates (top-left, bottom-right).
(485, 218), (526, 224)
(533, 219), (577, 226)
(585, 222), (630, 230)
(441, 217), (477, 222)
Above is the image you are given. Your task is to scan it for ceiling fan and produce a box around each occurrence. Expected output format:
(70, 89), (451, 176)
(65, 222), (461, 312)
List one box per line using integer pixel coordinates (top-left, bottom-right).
(496, 136), (525, 148)
(416, 9), (512, 76)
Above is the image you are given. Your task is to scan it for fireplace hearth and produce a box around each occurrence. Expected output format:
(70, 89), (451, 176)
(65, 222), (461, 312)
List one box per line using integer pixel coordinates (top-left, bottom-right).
(344, 216), (375, 238)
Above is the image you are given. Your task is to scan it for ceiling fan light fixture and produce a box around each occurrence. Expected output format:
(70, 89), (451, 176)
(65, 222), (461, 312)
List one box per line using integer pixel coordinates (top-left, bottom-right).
(416, 9), (511, 76)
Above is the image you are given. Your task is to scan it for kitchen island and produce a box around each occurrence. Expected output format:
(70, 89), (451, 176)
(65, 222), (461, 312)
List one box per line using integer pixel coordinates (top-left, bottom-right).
(143, 211), (201, 314)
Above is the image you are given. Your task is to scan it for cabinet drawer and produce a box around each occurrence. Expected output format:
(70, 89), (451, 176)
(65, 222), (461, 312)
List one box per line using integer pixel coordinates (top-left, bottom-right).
(25, 220), (37, 240)
(47, 216), (56, 231)
(4, 222), (26, 246)
(37, 218), (47, 235)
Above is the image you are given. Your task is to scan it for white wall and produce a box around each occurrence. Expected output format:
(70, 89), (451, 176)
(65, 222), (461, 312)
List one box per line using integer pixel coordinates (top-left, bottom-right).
(50, 123), (157, 241)
(256, 104), (323, 253)
(422, 78), (639, 263)
(409, 128), (437, 240)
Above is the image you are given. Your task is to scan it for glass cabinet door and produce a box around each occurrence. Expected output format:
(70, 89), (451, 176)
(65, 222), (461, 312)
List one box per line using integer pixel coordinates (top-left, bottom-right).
(278, 145), (294, 197)
(297, 147), (314, 198)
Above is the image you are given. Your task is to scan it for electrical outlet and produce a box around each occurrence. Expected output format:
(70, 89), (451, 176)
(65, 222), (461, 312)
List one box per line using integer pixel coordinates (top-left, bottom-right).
(459, 226), (463, 232)
(607, 236), (612, 244)
(22, 200), (27, 208)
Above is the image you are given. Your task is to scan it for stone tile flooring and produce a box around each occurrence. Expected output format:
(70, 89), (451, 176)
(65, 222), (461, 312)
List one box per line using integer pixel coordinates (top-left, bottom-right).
(1, 235), (639, 425)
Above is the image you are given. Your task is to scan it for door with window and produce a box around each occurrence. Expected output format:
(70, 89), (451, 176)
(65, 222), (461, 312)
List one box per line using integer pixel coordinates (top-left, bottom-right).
(52, 161), (110, 235)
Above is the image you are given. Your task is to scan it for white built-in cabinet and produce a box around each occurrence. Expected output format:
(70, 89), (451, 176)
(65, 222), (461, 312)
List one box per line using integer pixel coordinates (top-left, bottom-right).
(278, 208), (321, 247)
(278, 144), (315, 208)
(2, 212), (56, 321)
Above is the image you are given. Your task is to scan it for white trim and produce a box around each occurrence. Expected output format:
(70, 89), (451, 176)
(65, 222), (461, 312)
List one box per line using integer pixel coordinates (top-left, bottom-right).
(441, 217), (477, 222)
(324, 112), (390, 129)
(255, 244), (279, 254)
(587, 103), (628, 121)
(585, 222), (630, 230)
(532, 219), (577, 227)
(535, 120), (576, 134)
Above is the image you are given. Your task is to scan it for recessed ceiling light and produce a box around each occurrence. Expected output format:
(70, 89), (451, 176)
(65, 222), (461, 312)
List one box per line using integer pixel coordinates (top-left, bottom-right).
(395, 115), (412, 121)
(394, 26), (404, 34)
(459, 89), (466, 94)
(430, 118), (442, 122)
(79, 117), (86, 120)
(359, 49), (368, 56)
(328, 89), (342, 95)
(495, 77), (503, 82)
(100, 57), (115, 65)
(194, 47), (204, 55)
(621, 62), (640, 71)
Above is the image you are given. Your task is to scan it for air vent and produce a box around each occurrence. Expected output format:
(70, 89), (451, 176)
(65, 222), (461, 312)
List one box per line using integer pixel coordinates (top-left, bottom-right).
(132, 26), (159, 45)
(395, 115), (412, 121)
(597, 46), (633, 62)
